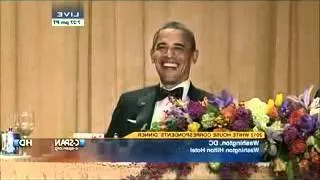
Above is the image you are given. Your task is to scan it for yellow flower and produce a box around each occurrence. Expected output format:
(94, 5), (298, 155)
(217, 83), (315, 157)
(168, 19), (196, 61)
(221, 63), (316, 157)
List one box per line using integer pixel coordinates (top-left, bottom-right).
(275, 93), (283, 107)
(266, 99), (275, 114)
(273, 157), (286, 173)
(188, 122), (201, 132)
(176, 99), (186, 107)
(245, 98), (269, 130)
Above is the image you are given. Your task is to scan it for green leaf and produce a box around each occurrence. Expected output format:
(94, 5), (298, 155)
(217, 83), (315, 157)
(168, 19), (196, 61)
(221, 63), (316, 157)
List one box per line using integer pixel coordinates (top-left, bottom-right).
(314, 129), (320, 139)
(206, 104), (219, 114)
(287, 158), (301, 180)
(314, 136), (320, 147)
(278, 143), (289, 161)
(166, 120), (177, 131)
(314, 137), (320, 153)
(287, 160), (294, 180)
(150, 122), (160, 131)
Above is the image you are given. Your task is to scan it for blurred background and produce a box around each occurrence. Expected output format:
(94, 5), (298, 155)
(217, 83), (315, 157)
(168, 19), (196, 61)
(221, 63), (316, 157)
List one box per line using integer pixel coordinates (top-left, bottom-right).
(0, 1), (319, 137)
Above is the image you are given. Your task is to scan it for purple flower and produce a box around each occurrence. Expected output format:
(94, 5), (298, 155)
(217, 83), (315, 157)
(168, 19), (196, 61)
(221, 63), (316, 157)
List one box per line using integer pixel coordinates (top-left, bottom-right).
(314, 114), (320, 129)
(208, 90), (233, 109)
(166, 107), (186, 119)
(234, 107), (252, 122)
(187, 101), (206, 119)
(231, 119), (249, 131)
(298, 114), (317, 137)
(279, 100), (291, 118)
(279, 99), (305, 120)
(208, 96), (224, 109)
(221, 90), (234, 105)
(283, 125), (300, 145)
(230, 107), (251, 131)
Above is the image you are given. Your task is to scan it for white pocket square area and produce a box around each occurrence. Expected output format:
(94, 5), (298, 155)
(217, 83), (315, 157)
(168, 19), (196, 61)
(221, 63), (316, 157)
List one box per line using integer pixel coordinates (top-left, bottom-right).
(127, 119), (137, 124)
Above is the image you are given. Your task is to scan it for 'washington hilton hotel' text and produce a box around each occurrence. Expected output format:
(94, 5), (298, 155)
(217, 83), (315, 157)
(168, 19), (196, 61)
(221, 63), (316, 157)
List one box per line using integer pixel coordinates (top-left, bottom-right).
(190, 140), (260, 154)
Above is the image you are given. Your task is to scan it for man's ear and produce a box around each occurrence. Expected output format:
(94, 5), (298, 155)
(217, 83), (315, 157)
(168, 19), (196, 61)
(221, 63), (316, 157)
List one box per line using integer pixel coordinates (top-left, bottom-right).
(150, 49), (155, 63)
(191, 49), (199, 64)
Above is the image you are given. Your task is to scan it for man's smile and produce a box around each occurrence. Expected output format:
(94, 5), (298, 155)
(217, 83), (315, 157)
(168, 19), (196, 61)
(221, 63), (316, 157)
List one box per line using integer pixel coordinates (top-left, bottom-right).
(161, 61), (179, 69)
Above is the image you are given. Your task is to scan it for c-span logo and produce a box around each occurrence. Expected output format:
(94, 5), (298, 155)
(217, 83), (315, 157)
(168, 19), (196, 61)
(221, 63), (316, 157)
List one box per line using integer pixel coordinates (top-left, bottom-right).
(54, 138), (86, 151)
(52, 5), (84, 27)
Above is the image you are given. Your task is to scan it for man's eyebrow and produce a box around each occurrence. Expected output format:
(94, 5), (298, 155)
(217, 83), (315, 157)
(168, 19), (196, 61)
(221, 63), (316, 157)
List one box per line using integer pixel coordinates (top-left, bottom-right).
(155, 42), (167, 47)
(155, 42), (187, 48)
(173, 43), (185, 48)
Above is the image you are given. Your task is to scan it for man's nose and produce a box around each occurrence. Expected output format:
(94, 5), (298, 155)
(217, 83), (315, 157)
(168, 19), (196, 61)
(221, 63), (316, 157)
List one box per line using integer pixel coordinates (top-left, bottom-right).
(165, 48), (174, 58)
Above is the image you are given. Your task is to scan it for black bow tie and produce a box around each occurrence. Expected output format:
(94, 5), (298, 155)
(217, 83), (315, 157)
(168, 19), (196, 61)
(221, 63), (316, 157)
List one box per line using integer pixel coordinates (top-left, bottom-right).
(158, 87), (183, 101)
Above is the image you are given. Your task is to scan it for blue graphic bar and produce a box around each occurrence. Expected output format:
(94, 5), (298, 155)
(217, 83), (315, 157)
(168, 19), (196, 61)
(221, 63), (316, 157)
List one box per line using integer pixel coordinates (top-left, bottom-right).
(95, 139), (264, 163)
(1, 139), (265, 163)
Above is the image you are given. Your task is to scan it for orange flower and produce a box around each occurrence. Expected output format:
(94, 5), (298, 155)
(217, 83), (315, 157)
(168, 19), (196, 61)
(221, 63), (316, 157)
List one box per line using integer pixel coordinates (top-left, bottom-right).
(288, 108), (305, 125)
(290, 139), (306, 155)
(298, 159), (309, 172)
(310, 148), (320, 165)
(221, 104), (236, 120)
(267, 106), (279, 118)
(213, 128), (230, 132)
(311, 155), (320, 165)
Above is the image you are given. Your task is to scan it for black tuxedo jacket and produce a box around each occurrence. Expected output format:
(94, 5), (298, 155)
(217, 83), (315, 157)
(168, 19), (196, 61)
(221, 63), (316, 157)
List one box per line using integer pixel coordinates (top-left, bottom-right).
(315, 88), (320, 98)
(105, 83), (211, 138)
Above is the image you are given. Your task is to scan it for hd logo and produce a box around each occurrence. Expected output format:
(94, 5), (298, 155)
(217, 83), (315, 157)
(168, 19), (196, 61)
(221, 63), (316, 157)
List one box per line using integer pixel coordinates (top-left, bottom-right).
(13, 139), (33, 147)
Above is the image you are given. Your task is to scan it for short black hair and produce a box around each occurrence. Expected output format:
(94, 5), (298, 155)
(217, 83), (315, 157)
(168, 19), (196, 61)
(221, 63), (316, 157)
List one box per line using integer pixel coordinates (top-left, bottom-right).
(151, 21), (196, 52)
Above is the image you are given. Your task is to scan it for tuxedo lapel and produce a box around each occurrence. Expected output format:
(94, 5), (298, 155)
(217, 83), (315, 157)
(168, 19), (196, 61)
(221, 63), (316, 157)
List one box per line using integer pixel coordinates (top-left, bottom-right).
(315, 88), (320, 98)
(135, 85), (159, 130)
(188, 83), (207, 101)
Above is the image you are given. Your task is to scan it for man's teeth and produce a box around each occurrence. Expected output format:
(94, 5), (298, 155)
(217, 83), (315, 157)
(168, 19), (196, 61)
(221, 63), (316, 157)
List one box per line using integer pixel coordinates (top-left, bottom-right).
(163, 63), (178, 68)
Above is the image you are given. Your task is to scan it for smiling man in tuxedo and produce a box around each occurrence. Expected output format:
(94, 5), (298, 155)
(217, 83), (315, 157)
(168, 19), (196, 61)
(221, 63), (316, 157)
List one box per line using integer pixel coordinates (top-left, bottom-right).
(105, 21), (210, 138)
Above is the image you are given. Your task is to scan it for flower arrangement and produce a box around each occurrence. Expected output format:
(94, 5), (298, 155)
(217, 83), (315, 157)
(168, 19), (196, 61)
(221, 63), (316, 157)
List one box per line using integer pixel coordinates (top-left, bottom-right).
(127, 86), (320, 180)
(261, 86), (320, 179)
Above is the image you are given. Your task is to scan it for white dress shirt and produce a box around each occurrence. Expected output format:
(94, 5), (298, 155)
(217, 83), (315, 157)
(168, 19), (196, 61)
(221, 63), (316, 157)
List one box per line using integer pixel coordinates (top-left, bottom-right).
(150, 80), (190, 128)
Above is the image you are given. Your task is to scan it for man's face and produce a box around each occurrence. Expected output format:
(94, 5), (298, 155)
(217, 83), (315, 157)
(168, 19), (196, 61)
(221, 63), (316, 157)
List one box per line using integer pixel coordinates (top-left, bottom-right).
(151, 28), (198, 87)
